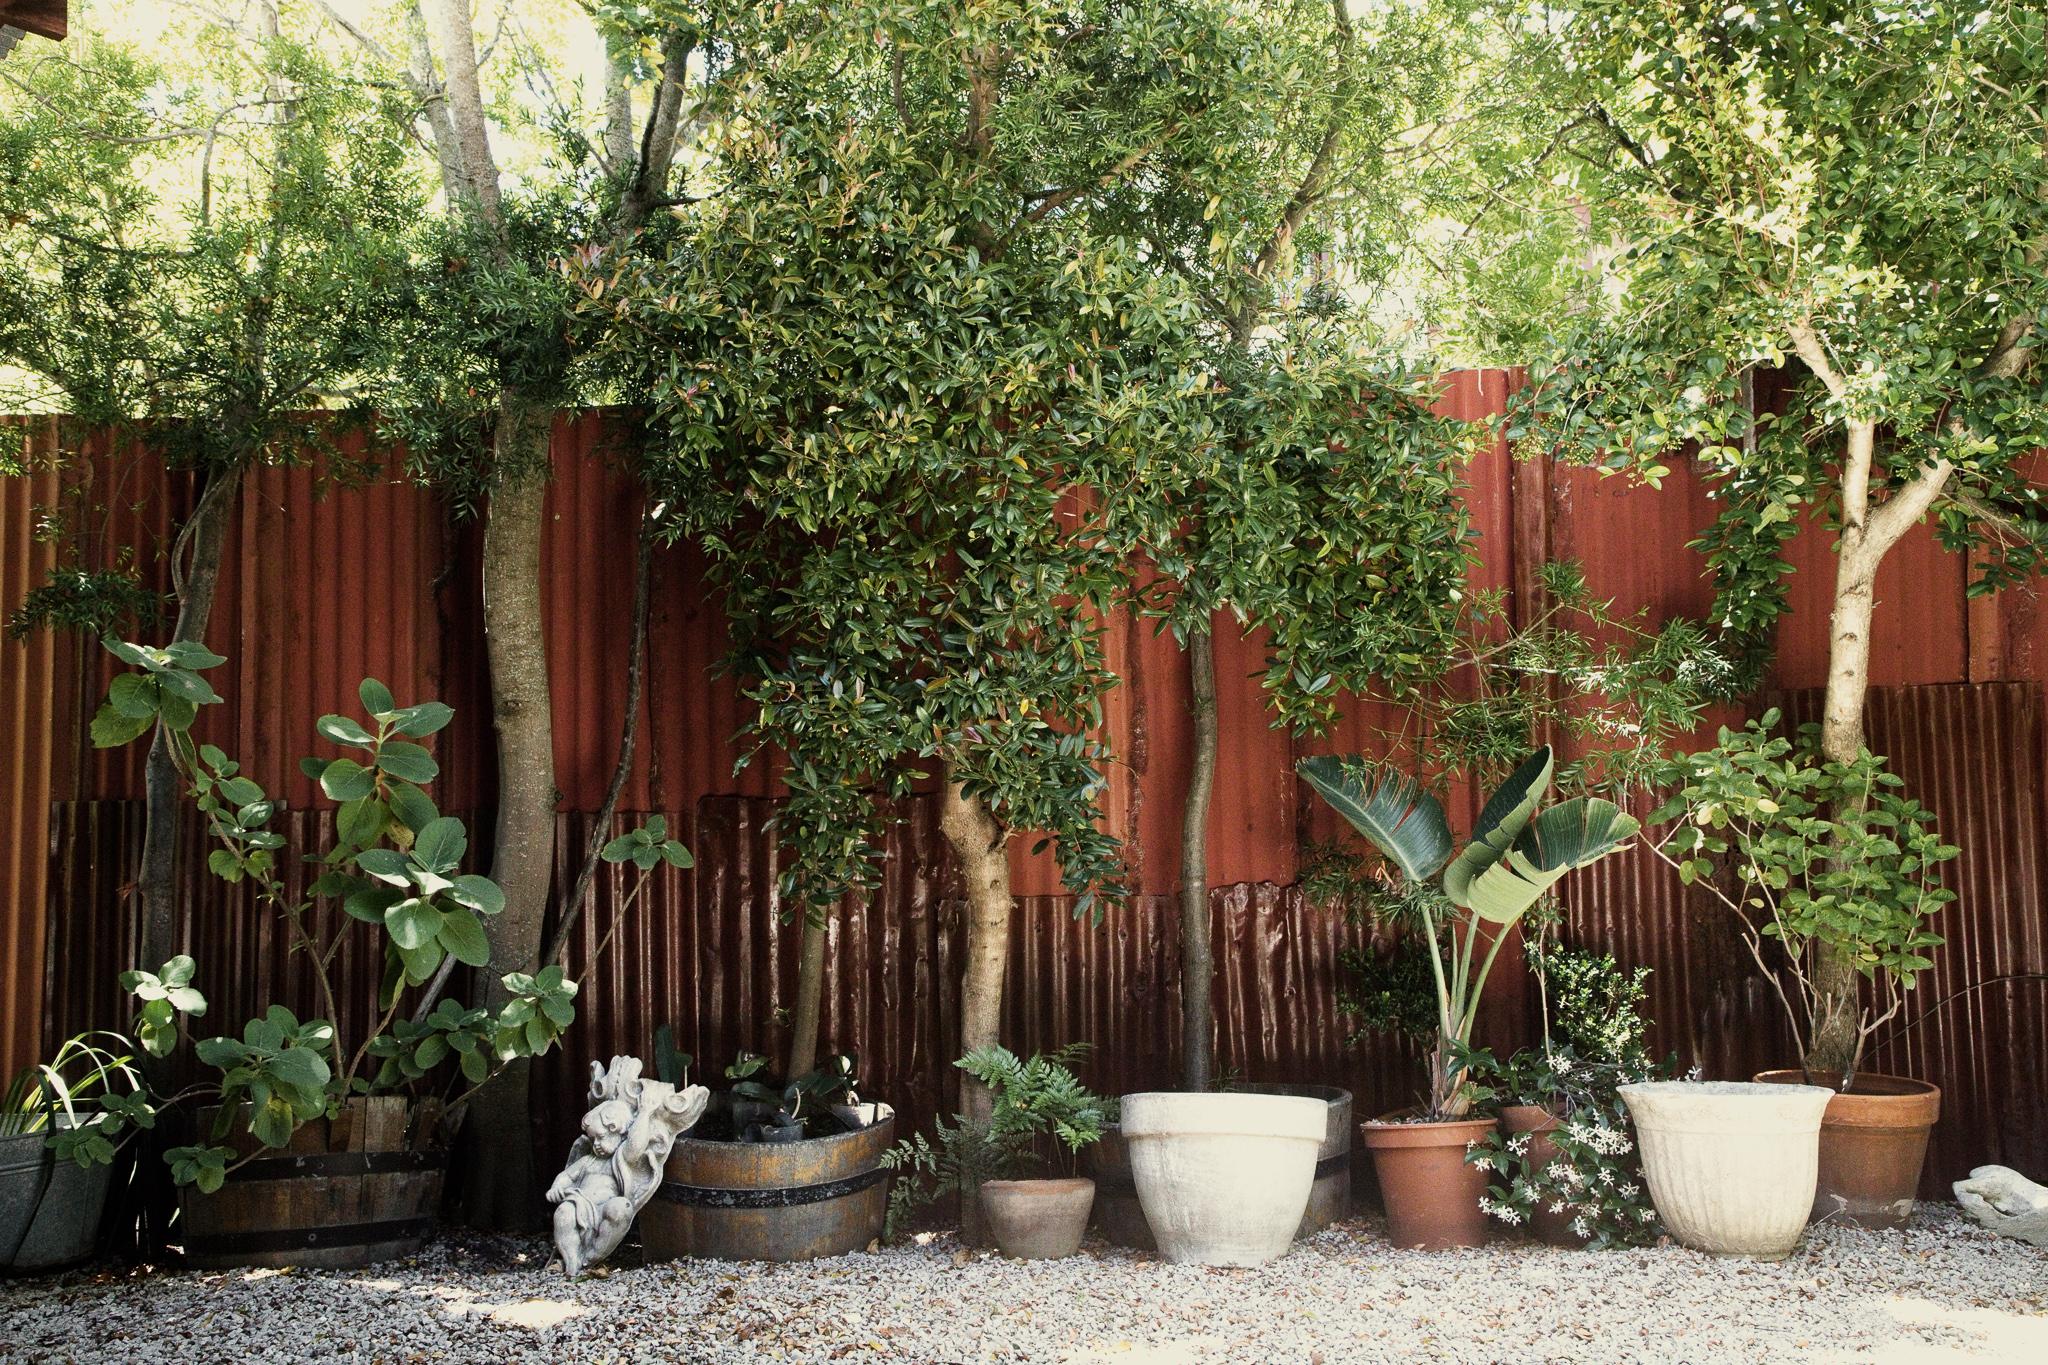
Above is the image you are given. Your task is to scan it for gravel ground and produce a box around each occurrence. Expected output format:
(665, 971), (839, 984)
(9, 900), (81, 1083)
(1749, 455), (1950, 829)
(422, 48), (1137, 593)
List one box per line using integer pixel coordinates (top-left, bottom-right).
(2, 1206), (2043, 1365)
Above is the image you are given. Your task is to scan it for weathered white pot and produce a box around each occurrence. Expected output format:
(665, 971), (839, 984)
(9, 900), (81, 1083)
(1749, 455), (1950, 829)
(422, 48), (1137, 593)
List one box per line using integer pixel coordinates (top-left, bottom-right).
(1620, 1080), (1833, 1260)
(1119, 1092), (1325, 1266)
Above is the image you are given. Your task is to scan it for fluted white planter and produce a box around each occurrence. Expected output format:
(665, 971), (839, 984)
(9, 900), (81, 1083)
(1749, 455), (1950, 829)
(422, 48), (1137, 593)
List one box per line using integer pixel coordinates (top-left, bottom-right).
(1620, 1080), (1833, 1260)
(1119, 1091), (1325, 1266)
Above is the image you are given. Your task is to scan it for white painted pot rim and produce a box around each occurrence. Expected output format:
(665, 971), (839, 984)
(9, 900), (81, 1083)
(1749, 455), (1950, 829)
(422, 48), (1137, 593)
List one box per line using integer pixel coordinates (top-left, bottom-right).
(1119, 1092), (1326, 1143)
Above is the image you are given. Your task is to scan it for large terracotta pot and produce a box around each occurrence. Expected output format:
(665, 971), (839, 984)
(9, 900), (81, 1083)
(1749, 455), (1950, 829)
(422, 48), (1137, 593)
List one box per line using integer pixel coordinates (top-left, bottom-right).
(1620, 1080), (1832, 1260)
(979, 1177), (1094, 1259)
(1119, 1091), (1325, 1266)
(1359, 1112), (1496, 1250)
(1499, 1104), (1587, 1247)
(1754, 1070), (1941, 1228)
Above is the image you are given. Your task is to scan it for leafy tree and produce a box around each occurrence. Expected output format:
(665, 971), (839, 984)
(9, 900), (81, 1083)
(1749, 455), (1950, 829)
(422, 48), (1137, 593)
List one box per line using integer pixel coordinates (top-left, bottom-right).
(312, 0), (721, 1226)
(581, 1), (1337, 1136)
(0, 14), (420, 1022)
(1507, 0), (2045, 1074)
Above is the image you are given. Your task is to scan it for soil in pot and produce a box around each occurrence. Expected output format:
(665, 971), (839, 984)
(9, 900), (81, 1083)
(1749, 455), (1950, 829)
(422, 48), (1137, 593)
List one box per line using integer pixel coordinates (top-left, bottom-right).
(1360, 1112), (1497, 1250)
(1753, 1070), (1940, 1229)
(1499, 1104), (1587, 1248)
(980, 1177), (1094, 1259)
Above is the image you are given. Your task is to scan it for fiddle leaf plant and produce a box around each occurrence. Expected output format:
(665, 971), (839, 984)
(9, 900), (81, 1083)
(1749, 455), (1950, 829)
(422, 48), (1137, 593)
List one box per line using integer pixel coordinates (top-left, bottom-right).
(1297, 747), (1640, 1118)
(89, 636), (584, 1187)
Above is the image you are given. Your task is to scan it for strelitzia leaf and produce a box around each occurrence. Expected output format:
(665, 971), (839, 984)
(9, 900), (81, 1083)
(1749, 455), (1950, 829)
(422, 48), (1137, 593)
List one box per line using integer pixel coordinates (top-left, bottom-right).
(1462, 798), (1640, 925)
(1445, 747), (1554, 907)
(1296, 755), (1454, 884)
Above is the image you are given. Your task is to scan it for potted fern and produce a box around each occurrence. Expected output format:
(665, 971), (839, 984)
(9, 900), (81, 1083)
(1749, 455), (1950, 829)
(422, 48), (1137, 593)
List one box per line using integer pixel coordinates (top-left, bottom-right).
(884, 1046), (1108, 1259)
(1296, 746), (1639, 1249)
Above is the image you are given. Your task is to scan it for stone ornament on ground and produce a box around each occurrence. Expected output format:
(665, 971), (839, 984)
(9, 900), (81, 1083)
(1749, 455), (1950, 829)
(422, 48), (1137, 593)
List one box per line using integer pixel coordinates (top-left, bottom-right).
(1953, 1164), (2048, 1248)
(548, 1056), (709, 1277)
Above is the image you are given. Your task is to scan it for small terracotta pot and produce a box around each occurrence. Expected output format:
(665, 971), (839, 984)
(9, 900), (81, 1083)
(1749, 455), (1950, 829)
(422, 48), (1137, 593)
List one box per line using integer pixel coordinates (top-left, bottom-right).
(1500, 1104), (1588, 1247)
(1753, 1070), (1941, 1228)
(1360, 1112), (1497, 1250)
(979, 1177), (1095, 1259)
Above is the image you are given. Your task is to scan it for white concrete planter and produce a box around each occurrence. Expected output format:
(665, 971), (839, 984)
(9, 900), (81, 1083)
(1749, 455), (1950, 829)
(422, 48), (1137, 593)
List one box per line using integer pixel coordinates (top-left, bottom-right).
(1620, 1080), (1834, 1260)
(1119, 1091), (1326, 1266)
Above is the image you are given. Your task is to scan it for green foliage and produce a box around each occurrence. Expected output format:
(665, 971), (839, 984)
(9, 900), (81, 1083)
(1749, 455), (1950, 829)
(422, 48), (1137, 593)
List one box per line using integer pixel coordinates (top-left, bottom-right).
(1298, 746), (1639, 1116)
(1, 1032), (160, 1170)
(6, 567), (162, 641)
(1648, 714), (1957, 1082)
(117, 954), (207, 1059)
(88, 638), (581, 1183)
(600, 814), (694, 872)
(0, 26), (421, 470)
(1506, 0), (2048, 660)
(881, 1043), (1108, 1238)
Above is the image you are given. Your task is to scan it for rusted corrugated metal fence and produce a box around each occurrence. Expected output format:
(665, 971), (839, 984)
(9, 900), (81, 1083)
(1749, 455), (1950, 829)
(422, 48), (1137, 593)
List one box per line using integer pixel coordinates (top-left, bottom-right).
(6, 372), (2047, 1196)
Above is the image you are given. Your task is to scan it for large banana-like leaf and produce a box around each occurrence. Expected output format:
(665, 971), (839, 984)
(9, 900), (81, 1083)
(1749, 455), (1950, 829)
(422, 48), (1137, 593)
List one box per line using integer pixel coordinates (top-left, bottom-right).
(1296, 755), (1454, 884)
(1462, 796), (1640, 925)
(1444, 747), (1554, 908)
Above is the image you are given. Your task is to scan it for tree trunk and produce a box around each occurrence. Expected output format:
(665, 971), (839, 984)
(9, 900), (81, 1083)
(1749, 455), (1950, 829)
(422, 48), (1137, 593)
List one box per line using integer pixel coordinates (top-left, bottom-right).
(939, 770), (1009, 1244)
(1808, 505), (1879, 1081)
(1810, 417), (1884, 1088)
(455, 398), (557, 1231)
(1179, 622), (1218, 1091)
(785, 912), (829, 1081)
(138, 464), (242, 982)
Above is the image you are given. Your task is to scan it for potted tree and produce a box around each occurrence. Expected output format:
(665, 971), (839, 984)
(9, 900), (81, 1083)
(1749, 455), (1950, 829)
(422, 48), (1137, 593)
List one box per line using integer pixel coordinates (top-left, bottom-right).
(86, 638), (646, 1266)
(1647, 715), (1956, 1226)
(1297, 746), (1639, 1249)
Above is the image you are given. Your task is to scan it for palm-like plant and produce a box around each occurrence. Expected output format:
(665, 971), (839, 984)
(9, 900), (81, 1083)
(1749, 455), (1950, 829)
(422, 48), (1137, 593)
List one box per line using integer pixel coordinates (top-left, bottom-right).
(1297, 747), (1639, 1118)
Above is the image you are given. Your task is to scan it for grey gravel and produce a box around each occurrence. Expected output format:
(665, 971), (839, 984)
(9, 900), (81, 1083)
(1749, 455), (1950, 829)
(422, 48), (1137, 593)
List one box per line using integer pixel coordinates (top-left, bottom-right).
(2, 1206), (2043, 1364)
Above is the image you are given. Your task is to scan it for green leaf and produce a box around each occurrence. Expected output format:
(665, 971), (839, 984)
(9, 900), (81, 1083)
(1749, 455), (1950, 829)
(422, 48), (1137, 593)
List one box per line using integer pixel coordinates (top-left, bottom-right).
(387, 782), (439, 835)
(1445, 747), (1555, 908)
(107, 672), (158, 719)
(91, 702), (155, 748)
(391, 702), (454, 738)
(344, 885), (401, 924)
(1295, 755), (1454, 884)
(447, 874), (505, 916)
(1462, 798), (1641, 925)
(317, 714), (376, 747)
(412, 817), (467, 874)
(265, 1045), (331, 1092)
(356, 847), (410, 883)
(386, 898), (445, 951)
(335, 796), (388, 848)
(437, 907), (491, 967)
(359, 679), (395, 715)
(320, 758), (377, 802)
(375, 741), (439, 784)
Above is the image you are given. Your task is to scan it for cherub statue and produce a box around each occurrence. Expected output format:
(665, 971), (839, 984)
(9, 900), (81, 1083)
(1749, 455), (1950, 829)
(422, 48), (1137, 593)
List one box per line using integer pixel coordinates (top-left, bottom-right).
(1954, 1165), (2048, 1248)
(548, 1055), (709, 1276)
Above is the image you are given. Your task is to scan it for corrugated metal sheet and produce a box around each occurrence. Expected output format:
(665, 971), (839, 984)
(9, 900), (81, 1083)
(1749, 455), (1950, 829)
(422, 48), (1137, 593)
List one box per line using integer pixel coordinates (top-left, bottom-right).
(1, 418), (62, 1076)
(14, 375), (2048, 1197)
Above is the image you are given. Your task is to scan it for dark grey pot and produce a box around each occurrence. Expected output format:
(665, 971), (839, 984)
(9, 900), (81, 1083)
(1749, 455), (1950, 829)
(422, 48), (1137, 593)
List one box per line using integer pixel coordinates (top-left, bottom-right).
(1, 1119), (112, 1272)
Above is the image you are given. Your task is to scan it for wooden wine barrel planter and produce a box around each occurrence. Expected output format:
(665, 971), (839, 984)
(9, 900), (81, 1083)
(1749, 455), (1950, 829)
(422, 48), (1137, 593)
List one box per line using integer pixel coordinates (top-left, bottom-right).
(181, 1096), (444, 1270)
(641, 1106), (894, 1263)
(1092, 1085), (1352, 1249)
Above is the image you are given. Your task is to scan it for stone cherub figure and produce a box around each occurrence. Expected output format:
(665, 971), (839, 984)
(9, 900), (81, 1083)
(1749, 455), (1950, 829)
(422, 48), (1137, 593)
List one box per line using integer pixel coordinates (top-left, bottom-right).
(1954, 1165), (2048, 1248)
(548, 1055), (709, 1276)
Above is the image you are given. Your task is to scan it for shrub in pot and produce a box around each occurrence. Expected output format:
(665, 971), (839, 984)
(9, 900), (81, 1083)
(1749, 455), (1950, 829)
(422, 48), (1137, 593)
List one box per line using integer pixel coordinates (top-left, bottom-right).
(1, 1032), (171, 1271)
(1648, 716), (1957, 1227)
(87, 639), (673, 1266)
(1298, 745), (1639, 1249)
(1469, 945), (1672, 1248)
(883, 1045), (1104, 1259)
(640, 1041), (895, 1262)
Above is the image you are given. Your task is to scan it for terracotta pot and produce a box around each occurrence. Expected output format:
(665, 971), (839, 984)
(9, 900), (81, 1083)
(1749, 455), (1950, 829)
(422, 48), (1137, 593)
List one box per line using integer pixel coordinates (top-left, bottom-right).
(1359, 1112), (1496, 1250)
(979, 1177), (1095, 1259)
(1499, 1104), (1587, 1248)
(1753, 1070), (1941, 1228)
